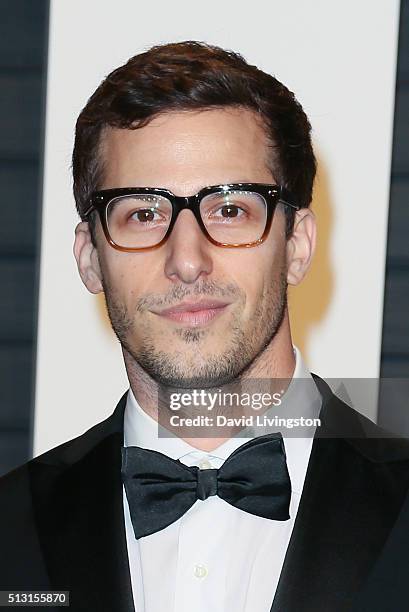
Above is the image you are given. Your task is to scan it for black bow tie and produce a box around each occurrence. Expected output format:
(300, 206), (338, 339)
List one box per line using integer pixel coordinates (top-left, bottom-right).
(121, 433), (291, 539)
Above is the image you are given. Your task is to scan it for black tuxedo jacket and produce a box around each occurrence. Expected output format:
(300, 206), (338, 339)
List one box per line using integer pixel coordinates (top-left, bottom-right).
(1, 375), (409, 612)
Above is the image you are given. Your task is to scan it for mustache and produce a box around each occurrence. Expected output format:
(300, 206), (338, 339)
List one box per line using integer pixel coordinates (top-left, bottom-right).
(135, 280), (243, 312)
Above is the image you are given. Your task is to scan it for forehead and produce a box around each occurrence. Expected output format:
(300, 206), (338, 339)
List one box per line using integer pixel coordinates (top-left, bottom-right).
(99, 107), (274, 191)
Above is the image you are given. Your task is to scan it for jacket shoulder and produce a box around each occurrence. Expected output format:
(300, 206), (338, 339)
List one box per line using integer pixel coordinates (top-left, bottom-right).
(313, 374), (409, 463)
(0, 391), (127, 491)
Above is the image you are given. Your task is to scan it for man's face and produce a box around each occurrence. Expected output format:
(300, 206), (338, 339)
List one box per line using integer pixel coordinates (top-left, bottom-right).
(76, 107), (311, 388)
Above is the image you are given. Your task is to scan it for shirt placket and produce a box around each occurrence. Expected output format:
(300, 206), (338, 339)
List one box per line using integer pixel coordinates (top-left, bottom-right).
(174, 455), (229, 612)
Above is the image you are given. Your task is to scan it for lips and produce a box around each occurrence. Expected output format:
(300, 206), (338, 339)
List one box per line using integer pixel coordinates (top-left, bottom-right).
(153, 300), (230, 327)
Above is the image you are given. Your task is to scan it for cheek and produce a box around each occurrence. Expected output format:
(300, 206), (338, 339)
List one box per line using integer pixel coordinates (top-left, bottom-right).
(215, 248), (277, 311)
(242, 245), (286, 305)
(97, 249), (143, 305)
(100, 250), (173, 317)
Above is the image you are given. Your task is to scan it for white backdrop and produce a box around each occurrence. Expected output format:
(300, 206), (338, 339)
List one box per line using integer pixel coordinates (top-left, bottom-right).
(33, 0), (400, 454)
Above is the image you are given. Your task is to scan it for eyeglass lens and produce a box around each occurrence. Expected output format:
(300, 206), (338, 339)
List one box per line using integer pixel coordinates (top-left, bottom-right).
(105, 190), (268, 248)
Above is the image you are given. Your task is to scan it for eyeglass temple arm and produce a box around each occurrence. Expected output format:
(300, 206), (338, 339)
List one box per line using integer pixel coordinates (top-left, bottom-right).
(82, 203), (95, 219)
(278, 186), (300, 210)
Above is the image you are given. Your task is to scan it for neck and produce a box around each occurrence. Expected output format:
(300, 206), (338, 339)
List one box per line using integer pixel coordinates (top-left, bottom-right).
(123, 310), (296, 452)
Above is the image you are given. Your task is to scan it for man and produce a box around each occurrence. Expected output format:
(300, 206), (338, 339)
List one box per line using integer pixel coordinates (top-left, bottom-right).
(1, 41), (409, 612)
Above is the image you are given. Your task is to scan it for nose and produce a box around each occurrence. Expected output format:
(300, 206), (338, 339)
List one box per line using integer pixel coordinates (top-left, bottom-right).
(164, 209), (213, 284)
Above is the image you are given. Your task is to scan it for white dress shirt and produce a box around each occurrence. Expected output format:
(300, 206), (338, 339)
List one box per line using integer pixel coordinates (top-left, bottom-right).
(123, 347), (322, 612)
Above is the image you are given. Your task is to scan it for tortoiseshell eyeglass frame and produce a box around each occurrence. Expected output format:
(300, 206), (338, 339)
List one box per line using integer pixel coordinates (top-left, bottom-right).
(82, 183), (300, 252)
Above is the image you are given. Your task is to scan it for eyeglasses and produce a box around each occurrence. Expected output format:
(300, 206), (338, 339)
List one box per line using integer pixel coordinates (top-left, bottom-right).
(83, 183), (299, 252)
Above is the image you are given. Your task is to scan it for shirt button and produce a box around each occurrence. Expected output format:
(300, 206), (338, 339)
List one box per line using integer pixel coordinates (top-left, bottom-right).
(198, 459), (212, 470)
(193, 564), (208, 578)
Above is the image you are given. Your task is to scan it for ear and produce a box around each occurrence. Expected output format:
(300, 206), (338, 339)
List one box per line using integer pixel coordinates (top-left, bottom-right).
(286, 208), (316, 286)
(73, 222), (103, 294)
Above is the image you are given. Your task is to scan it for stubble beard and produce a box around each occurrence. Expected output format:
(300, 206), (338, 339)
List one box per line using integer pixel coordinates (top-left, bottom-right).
(101, 270), (288, 390)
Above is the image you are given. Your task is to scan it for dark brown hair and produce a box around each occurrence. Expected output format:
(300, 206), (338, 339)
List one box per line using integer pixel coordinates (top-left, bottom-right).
(72, 40), (316, 238)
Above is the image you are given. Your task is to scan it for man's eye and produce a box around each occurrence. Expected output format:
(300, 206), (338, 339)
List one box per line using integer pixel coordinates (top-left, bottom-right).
(208, 203), (247, 220)
(130, 208), (159, 223)
(216, 204), (244, 218)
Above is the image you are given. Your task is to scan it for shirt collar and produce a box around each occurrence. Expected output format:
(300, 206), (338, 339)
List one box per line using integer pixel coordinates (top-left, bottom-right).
(124, 346), (321, 495)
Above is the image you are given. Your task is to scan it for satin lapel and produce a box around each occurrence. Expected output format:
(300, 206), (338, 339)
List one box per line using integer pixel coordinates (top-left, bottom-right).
(271, 381), (409, 612)
(271, 436), (366, 612)
(30, 396), (135, 612)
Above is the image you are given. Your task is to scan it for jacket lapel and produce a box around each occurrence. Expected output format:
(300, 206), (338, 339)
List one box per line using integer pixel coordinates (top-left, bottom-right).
(271, 376), (409, 612)
(30, 394), (135, 612)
